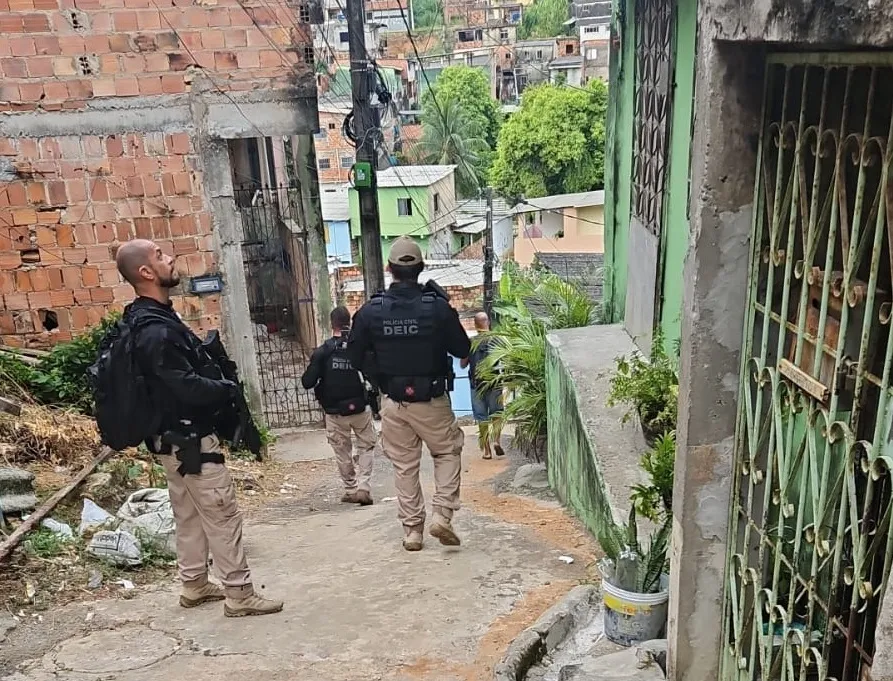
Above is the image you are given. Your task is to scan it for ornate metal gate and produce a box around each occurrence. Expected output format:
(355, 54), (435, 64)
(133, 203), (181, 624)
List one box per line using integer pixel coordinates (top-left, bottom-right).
(237, 185), (323, 428)
(723, 54), (893, 681)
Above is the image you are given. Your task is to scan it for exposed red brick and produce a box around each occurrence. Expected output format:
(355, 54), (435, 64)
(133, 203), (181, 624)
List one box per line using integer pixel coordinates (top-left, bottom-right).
(4, 292), (29, 310)
(49, 289), (74, 306)
(15, 269), (32, 292)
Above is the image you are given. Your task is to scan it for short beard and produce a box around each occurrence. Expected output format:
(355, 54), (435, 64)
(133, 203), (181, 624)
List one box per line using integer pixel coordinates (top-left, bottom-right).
(159, 273), (180, 289)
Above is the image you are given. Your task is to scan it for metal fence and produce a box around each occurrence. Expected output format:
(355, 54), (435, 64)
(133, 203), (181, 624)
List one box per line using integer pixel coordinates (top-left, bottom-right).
(237, 185), (323, 428)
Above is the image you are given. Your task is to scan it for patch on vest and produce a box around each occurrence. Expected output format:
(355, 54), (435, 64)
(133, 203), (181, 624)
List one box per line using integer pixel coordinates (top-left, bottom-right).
(383, 318), (420, 336)
(331, 357), (353, 371)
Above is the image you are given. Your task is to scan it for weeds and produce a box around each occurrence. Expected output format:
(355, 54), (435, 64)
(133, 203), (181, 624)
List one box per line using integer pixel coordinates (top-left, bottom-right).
(22, 528), (68, 559)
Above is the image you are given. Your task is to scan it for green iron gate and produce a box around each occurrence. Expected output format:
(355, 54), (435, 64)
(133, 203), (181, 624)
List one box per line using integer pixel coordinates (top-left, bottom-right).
(723, 54), (893, 681)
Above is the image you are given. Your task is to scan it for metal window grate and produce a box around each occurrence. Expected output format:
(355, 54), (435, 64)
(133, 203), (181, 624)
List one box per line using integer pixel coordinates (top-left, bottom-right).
(631, 0), (674, 238)
(723, 53), (893, 681)
(236, 185), (322, 429)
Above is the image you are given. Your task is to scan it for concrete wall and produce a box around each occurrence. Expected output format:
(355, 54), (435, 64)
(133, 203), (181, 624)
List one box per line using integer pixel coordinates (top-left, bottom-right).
(545, 325), (648, 541)
(666, 37), (763, 681)
(513, 205), (605, 267)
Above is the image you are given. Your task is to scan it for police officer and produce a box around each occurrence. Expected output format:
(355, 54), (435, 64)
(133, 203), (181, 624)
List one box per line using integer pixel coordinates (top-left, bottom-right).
(114, 239), (282, 617)
(347, 237), (471, 551)
(301, 306), (377, 506)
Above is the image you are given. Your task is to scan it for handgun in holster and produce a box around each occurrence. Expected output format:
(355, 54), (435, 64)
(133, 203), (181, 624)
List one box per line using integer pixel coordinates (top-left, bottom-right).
(161, 430), (202, 476)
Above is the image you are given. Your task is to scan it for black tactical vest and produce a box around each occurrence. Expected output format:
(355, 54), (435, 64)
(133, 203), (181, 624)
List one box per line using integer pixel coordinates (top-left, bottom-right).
(318, 337), (366, 414)
(369, 289), (450, 401)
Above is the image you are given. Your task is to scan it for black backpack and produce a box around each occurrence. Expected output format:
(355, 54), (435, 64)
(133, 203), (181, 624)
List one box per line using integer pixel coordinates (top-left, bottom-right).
(87, 311), (169, 451)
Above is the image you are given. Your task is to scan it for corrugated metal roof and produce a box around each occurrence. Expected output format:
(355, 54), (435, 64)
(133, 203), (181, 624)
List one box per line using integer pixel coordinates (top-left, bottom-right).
(535, 252), (605, 304)
(376, 165), (456, 187)
(511, 190), (605, 214)
(320, 184), (350, 222)
(343, 259), (501, 292)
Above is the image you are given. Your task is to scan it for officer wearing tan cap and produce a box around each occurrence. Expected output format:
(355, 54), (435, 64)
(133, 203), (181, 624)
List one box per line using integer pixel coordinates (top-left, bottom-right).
(347, 237), (471, 551)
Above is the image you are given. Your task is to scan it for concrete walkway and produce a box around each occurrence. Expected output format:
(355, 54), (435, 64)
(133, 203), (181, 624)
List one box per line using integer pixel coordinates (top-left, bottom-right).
(1, 428), (596, 681)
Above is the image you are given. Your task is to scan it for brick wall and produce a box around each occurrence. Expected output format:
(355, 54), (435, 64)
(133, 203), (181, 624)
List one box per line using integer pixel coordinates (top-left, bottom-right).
(315, 110), (353, 184)
(0, 0), (315, 347)
(0, 131), (222, 346)
(0, 0), (312, 111)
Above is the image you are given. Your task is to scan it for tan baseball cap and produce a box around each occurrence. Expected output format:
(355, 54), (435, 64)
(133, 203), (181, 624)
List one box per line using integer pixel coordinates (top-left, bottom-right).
(388, 236), (423, 266)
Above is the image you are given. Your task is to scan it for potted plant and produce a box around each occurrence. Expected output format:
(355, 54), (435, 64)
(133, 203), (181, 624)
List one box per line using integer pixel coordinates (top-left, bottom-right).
(597, 431), (676, 646)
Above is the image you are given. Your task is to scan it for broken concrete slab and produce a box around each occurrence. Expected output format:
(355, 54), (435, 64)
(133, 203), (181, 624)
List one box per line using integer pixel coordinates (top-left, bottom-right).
(494, 585), (599, 681)
(0, 468), (37, 514)
(512, 463), (550, 490)
(557, 647), (665, 680)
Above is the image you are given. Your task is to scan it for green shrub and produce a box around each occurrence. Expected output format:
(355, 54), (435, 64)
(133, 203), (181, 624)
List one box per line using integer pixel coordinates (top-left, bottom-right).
(476, 263), (600, 456)
(630, 431), (676, 522)
(607, 332), (678, 439)
(0, 314), (118, 414)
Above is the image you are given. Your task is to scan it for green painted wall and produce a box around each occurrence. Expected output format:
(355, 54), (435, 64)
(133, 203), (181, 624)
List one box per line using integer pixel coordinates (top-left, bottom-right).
(545, 338), (616, 541)
(603, 0), (697, 353)
(658, 0), (697, 352)
(349, 185), (432, 239)
(603, 0), (636, 323)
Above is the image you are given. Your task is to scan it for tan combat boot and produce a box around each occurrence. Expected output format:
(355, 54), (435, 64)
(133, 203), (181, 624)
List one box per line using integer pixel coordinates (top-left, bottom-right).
(224, 590), (284, 618)
(429, 513), (461, 546)
(179, 581), (225, 608)
(403, 528), (424, 552)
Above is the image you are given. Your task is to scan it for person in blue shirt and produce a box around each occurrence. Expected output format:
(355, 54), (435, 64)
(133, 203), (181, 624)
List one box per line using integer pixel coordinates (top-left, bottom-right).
(461, 311), (505, 460)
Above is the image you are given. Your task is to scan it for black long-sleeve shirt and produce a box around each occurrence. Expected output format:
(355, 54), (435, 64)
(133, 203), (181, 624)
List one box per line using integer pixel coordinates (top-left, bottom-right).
(347, 281), (471, 381)
(128, 297), (232, 432)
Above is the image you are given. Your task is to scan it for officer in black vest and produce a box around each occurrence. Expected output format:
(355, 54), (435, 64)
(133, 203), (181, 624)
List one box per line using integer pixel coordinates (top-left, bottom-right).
(347, 237), (471, 551)
(302, 306), (378, 505)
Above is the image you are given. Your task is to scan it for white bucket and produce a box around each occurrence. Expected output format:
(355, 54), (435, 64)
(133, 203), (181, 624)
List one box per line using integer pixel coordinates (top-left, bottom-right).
(602, 576), (669, 646)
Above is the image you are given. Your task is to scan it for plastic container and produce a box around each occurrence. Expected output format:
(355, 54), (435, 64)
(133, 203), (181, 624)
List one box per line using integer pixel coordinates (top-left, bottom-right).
(602, 575), (669, 646)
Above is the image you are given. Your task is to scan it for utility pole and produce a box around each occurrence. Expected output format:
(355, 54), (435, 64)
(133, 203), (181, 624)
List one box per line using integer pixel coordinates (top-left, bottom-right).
(483, 187), (494, 319)
(346, 0), (385, 295)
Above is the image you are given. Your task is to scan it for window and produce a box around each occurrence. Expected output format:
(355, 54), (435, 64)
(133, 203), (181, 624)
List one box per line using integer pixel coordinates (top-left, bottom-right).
(499, 28), (508, 40)
(303, 46), (314, 64)
(397, 198), (412, 216)
(318, 157), (331, 170)
(340, 156), (353, 168)
(328, 121), (336, 130)
(565, 43), (573, 54)
(433, 193), (440, 213)
(339, 31), (349, 43)
(299, 2), (310, 22)
(586, 48), (598, 60)
(536, 49), (543, 60)
(366, 10), (373, 20)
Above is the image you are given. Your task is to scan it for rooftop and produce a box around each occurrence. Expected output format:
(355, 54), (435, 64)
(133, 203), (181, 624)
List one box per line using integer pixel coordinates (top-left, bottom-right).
(341, 259), (501, 292)
(511, 190), (605, 214)
(550, 55), (584, 67)
(535, 252), (604, 304)
(454, 197), (511, 234)
(375, 165), (456, 188)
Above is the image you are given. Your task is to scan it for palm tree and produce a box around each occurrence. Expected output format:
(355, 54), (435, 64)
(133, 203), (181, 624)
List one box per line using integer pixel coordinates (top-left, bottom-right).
(475, 264), (601, 459)
(419, 99), (489, 197)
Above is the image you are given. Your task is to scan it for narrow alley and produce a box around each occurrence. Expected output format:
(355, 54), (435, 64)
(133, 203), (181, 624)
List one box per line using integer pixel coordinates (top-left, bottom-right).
(0, 428), (596, 681)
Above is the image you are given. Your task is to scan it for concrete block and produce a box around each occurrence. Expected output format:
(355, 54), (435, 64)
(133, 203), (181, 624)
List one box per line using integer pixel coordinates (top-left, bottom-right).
(557, 647), (665, 680)
(512, 463), (550, 490)
(0, 468), (37, 514)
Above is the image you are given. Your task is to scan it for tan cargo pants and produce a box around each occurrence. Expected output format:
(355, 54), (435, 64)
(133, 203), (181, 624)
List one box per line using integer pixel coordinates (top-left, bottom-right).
(159, 434), (253, 599)
(380, 395), (464, 532)
(325, 409), (377, 492)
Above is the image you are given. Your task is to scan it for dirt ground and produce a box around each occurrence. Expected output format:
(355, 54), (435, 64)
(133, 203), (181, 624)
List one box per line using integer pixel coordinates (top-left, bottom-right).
(1, 427), (599, 681)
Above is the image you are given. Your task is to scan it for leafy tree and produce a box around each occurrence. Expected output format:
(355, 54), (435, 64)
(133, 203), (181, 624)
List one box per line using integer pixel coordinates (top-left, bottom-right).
(517, 0), (570, 39)
(411, 0), (443, 28)
(419, 99), (490, 197)
(421, 65), (501, 147)
(491, 79), (608, 199)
